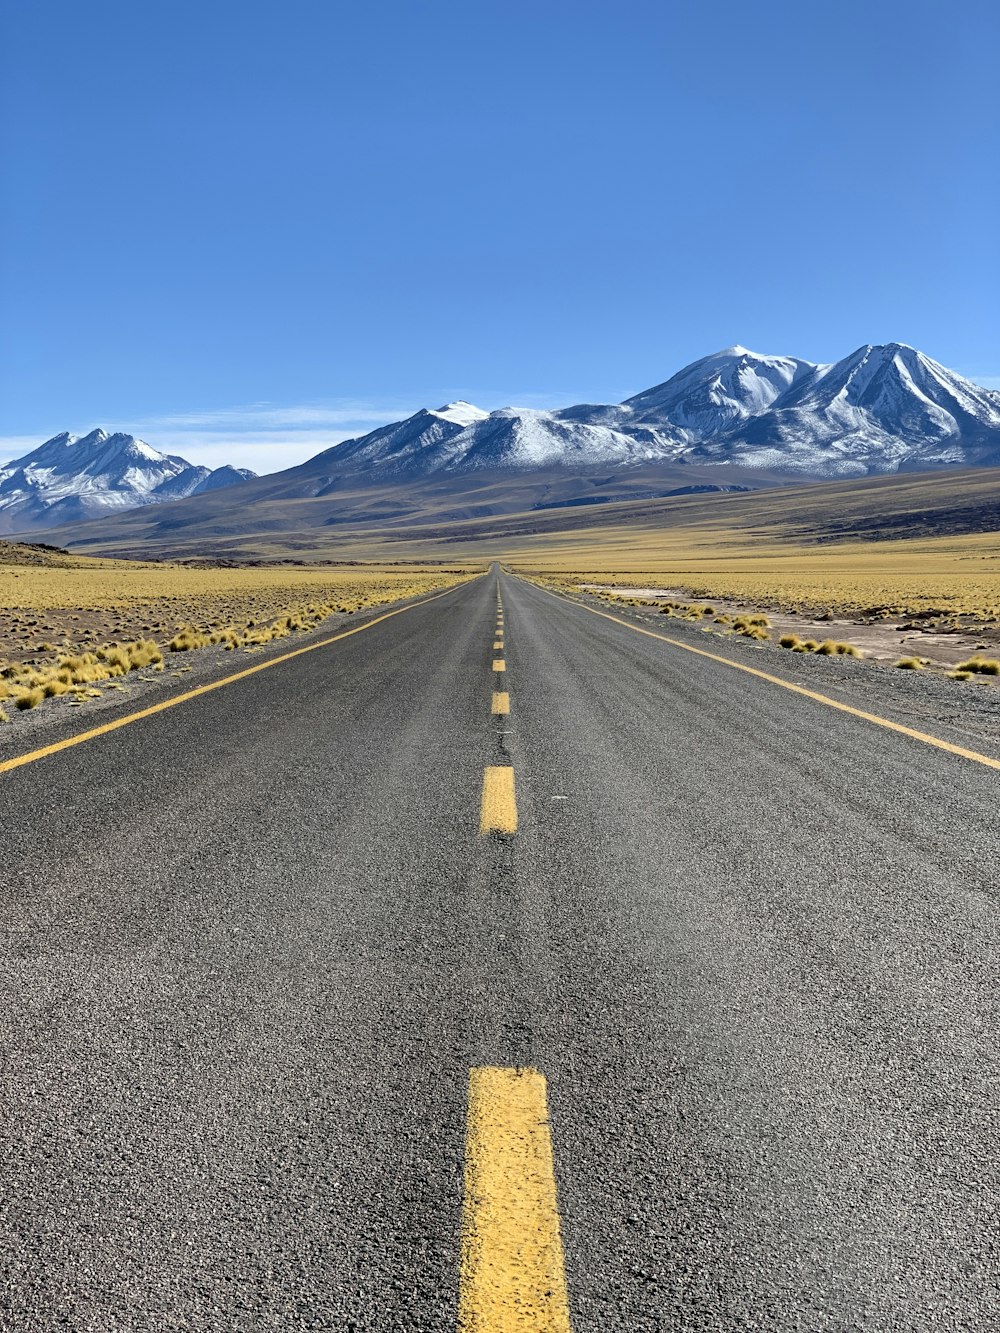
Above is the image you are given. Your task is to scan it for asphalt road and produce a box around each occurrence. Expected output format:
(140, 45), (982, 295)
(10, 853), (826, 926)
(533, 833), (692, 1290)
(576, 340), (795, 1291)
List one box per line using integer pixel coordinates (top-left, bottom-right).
(1, 568), (999, 1330)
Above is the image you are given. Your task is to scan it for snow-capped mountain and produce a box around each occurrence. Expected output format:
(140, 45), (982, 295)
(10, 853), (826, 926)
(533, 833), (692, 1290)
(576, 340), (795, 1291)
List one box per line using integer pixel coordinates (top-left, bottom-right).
(622, 345), (816, 435)
(0, 429), (255, 532)
(5, 343), (998, 542)
(313, 344), (1000, 481)
(701, 344), (1000, 475)
(311, 400), (673, 475)
(326, 401), (491, 475)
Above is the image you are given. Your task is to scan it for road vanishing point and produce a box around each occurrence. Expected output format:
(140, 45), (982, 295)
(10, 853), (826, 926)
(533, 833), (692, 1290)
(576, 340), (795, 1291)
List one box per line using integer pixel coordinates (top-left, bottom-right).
(1, 568), (998, 1330)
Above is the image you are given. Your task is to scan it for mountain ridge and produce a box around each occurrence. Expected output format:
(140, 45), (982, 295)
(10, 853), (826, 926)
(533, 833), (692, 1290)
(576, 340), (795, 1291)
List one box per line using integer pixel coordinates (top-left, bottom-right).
(308, 341), (1000, 482)
(0, 429), (256, 534)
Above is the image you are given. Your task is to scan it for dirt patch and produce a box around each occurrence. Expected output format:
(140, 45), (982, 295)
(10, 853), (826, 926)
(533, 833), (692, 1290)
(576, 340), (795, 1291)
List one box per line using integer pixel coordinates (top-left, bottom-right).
(583, 584), (1000, 673)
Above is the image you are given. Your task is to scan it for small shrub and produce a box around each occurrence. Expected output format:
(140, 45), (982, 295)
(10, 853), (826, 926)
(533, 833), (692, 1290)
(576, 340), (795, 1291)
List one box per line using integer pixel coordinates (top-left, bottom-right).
(956, 656), (1000, 676)
(778, 634), (801, 649)
(169, 628), (209, 652)
(731, 616), (770, 639)
(815, 639), (862, 657)
(894, 657), (925, 670)
(98, 645), (131, 675)
(948, 670), (974, 681)
(128, 639), (163, 669)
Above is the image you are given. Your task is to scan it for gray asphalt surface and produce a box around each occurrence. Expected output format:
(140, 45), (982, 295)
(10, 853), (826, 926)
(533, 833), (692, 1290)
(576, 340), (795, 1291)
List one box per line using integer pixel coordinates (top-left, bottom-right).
(1, 569), (998, 1330)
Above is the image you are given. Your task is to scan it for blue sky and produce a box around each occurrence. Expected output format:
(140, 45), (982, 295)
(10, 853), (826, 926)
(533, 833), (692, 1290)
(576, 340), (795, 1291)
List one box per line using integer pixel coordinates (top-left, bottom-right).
(2, 0), (997, 473)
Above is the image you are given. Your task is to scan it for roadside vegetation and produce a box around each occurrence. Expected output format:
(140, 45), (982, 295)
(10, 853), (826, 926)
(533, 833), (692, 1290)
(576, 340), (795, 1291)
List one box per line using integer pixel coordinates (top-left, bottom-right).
(519, 561), (1000, 688)
(506, 528), (1000, 625)
(0, 543), (476, 719)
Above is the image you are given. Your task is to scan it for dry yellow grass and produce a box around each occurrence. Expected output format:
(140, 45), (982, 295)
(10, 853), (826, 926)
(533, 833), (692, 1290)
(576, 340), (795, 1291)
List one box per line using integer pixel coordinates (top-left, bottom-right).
(0, 553), (477, 716)
(955, 655), (1000, 676)
(504, 525), (1000, 622)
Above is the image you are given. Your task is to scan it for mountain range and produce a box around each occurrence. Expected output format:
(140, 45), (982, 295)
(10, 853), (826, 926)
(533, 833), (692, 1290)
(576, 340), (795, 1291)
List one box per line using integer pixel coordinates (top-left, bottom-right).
(5, 343), (999, 542)
(0, 429), (255, 534)
(317, 342), (1000, 479)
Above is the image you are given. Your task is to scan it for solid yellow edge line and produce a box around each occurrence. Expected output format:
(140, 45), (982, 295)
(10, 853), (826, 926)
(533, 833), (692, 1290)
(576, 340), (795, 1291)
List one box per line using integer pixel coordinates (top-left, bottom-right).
(492, 690), (510, 716)
(459, 1066), (571, 1333)
(530, 581), (1000, 773)
(0, 582), (471, 777)
(480, 766), (517, 833)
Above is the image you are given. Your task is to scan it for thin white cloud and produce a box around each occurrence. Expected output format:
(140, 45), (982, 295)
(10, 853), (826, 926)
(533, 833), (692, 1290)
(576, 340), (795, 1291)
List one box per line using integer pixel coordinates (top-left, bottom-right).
(0, 435), (47, 465)
(126, 429), (364, 473)
(143, 401), (414, 431)
(119, 401), (415, 473)
(121, 400), (423, 472)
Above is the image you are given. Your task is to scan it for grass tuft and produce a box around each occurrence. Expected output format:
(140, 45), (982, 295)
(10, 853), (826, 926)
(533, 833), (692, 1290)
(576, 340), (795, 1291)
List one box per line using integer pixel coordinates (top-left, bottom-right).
(955, 655), (1000, 676)
(13, 686), (45, 709)
(815, 639), (863, 657)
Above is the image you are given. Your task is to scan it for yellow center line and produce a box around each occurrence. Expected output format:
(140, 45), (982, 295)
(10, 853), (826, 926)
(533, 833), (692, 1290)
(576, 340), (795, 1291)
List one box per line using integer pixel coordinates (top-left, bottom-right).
(480, 766), (517, 833)
(530, 582), (1000, 773)
(0, 583), (470, 777)
(493, 640), (504, 651)
(492, 691), (510, 716)
(492, 659), (506, 672)
(459, 1066), (571, 1332)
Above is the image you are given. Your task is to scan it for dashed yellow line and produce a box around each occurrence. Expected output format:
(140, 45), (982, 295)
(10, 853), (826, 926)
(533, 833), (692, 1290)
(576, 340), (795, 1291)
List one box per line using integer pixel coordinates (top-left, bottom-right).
(492, 691), (510, 716)
(480, 766), (517, 833)
(493, 640), (504, 651)
(493, 659), (506, 672)
(532, 583), (1000, 774)
(459, 1066), (571, 1332)
(0, 584), (468, 778)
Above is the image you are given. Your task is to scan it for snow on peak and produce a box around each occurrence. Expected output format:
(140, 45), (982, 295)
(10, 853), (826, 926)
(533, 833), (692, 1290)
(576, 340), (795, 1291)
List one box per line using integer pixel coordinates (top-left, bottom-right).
(0, 426), (256, 533)
(428, 401), (489, 427)
(623, 346), (817, 434)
